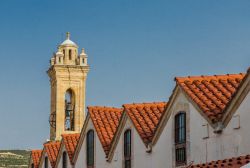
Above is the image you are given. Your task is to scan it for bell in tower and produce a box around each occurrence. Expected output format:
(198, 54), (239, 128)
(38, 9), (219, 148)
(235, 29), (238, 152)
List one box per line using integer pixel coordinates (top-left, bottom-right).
(47, 32), (90, 140)
(65, 89), (75, 131)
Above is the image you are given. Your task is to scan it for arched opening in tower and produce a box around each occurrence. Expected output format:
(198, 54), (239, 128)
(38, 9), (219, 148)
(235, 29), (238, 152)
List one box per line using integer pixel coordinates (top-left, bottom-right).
(65, 89), (75, 131)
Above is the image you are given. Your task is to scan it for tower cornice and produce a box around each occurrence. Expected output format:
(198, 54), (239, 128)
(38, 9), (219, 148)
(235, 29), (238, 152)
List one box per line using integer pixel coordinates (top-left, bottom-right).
(47, 65), (90, 79)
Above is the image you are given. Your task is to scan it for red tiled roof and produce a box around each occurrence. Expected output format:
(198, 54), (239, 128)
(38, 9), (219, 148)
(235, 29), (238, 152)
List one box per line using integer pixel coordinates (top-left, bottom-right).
(61, 133), (80, 164)
(176, 74), (245, 123)
(123, 102), (167, 145)
(190, 154), (250, 168)
(31, 150), (42, 168)
(44, 141), (60, 168)
(88, 106), (123, 156)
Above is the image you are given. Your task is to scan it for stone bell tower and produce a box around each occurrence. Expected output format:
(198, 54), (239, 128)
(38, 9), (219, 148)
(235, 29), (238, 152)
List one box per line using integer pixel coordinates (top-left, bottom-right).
(47, 32), (89, 140)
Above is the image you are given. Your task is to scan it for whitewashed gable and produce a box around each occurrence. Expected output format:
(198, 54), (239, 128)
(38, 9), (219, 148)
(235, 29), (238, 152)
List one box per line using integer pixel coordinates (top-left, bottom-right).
(74, 119), (109, 168)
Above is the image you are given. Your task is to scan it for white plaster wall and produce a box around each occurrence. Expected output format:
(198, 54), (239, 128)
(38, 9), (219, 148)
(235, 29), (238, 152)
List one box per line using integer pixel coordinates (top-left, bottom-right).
(223, 92), (250, 157)
(153, 91), (192, 168)
(152, 91), (250, 167)
(74, 138), (85, 168)
(74, 119), (109, 168)
(177, 92), (245, 164)
(73, 90), (250, 168)
(152, 107), (173, 168)
(241, 162), (250, 168)
(109, 117), (151, 168)
(192, 91), (250, 163)
(57, 145), (72, 168)
(188, 101), (215, 164)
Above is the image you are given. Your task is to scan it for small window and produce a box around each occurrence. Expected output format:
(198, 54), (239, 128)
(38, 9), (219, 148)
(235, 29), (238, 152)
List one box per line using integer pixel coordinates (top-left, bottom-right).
(175, 112), (186, 166)
(233, 115), (240, 129)
(202, 123), (209, 139)
(63, 50), (65, 55)
(69, 50), (72, 60)
(175, 113), (186, 143)
(44, 157), (48, 168)
(31, 163), (34, 168)
(124, 129), (131, 168)
(62, 151), (67, 168)
(86, 130), (94, 167)
(176, 147), (186, 164)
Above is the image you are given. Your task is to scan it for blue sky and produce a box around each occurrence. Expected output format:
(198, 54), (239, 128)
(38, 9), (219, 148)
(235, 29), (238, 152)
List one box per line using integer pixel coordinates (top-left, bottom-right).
(0, 0), (249, 149)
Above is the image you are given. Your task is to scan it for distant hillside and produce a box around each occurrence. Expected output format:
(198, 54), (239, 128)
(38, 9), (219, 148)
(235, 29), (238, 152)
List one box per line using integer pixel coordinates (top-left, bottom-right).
(0, 150), (30, 168)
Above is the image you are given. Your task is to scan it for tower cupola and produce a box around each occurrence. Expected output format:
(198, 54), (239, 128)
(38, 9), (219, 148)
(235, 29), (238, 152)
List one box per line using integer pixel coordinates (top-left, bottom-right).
(60, 32), (77, 47)
(50, 32), (87, 66)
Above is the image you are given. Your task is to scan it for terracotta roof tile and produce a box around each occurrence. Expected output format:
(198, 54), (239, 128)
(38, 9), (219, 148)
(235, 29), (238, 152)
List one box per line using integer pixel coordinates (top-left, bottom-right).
(31, 150), (42, 168)
(123, 102), (167, 145)
(44, 141), (60, 168)
(61, 133), (80, 164)
(88, 106), (123, 156)
(176, 74), (245, 123)
(190, 154), (250, 168)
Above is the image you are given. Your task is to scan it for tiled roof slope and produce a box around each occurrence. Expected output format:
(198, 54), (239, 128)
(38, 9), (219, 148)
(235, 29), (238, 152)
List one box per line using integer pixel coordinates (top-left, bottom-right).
(88, 106), (123, 156)
(44, 141), (60, 168)
(31, 150), (42, 168)
(176, 74), (245, 123)
(123, 102), (167, 145)
(190, 154), (250, 168)
(61, 133), (80, 164)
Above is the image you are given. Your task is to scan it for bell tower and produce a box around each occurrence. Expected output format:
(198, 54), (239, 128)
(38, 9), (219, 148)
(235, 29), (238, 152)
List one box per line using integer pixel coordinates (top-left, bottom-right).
(47, 32), (89, 140)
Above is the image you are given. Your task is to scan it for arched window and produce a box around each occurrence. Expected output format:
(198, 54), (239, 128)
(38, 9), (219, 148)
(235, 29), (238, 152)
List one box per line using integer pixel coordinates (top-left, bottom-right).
(69, 50), (72, 60)
(62, 151), (67, 168)
(65, 89), (75, 131)
(175, 112), (186, 166)
(124, 129), (131, 168)
(44, 156), (48, 168)
(86, 130), (94, 167)
(31, 163), (34, 168)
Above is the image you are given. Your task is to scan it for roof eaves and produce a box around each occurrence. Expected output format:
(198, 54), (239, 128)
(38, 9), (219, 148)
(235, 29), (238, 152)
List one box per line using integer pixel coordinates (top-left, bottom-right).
(151, 85), (180, 145)
(87, 106), (123, 157)
(61, 133), (80, 165)
(178, 83), (216, 128)
(122, 107), (147, 146)
(38, 147), (46, 168)
(43, 141), (61, 168)
(190, 154), (250, 167)
(106, 111), (127, 162)
(30, 150), (42, 168)
(222, 69), (250, 127)
(72, 114), (90, 164)
(123, 102), (168, 150)
(54, 139), (64, 168)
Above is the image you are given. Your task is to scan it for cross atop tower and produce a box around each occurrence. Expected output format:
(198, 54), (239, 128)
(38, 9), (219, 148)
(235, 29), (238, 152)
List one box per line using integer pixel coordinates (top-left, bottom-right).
(66, 32), (70, 39)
